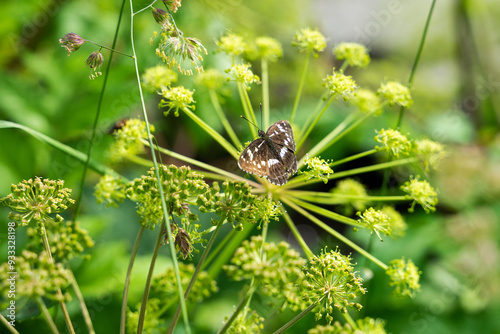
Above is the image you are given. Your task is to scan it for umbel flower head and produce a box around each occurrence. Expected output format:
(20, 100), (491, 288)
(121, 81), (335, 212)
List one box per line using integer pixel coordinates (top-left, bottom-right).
(331, 178), (369, 215)
(158, 86), (195, 116)
(142, 65), (178, 93)
(377, 81), (413, 108)
(323, 69), (357, 100)
(302, 156), (334, 184)
(224, 236), (307, 311)
(1, 177), (74, 229)
(302, 248), (366, 324)
(226, 308), (264, 334)
(401, 176), (438, 213)
(386, 258), (421, 298)
(308, 317), (387, 334)
(413, 138), (446, 172)
(59, 32), (85, 55)
(108, 118), (154, 163)
(333, 42), (371, 69)
(0, 251), (71, 306)
(375, 128), (412, 158)
(226, 63), (261, 89)
(292, 28), (327, 57)
(216, 32), (247, 57)
(351, 88), (382, 114)
(195, 68), (226, 91)
(245, 36), (283, 62)
(356, 207), (391, 241)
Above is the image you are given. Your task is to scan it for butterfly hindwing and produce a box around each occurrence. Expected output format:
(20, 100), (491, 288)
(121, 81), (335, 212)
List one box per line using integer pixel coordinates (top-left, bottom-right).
(238, 120), (297, 186)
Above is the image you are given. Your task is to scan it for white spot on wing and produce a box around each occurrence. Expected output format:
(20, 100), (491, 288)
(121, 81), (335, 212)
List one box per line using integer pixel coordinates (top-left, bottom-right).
(280, 147), (288, 158)
(268, 159), (280, 166)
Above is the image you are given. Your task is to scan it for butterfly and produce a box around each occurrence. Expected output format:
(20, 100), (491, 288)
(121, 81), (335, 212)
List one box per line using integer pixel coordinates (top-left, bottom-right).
(238, 120), (298, 186)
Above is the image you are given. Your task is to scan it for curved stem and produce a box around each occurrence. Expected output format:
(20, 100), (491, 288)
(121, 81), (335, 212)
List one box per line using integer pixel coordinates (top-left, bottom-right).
(0, 314), (20, 334)
(217, 285), (257, 334)
(120, 226), (145, 334)
(261, 58), (270, 129)
(280, 204), (313, 259)
(296, 94), (336, 151)
(209, 89), (241, 147)
(68, 269), (95, 334)
(281, 197), (388, 270)
(273, 300), (319, 334)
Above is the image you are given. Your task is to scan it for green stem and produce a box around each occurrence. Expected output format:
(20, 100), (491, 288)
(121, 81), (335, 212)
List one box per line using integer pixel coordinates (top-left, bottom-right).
(296, 91), (329, 143)
(182, 108), (239, 160)
(0, 314), (20, 334)
(281, 198), (388, 270)
(273, 300), (320, 334)
(286, 190), (406, 204)
(342, 311), (358, 329)
(238, 83), (258, 137)
(87, 41), (134, 58)
(141, 139), (258, 186)
(396, 0), (436, 129)
(41, 227), (75, 334)
(330, 149), (379, 167)
(286, 157), (418, 189)
(68, 269), (95, 334)
(261, 58), (270, 129)
(284, 195), (362, 228)
(120, 225), (145, 334)
(217, 285), (257, 334)
(36, 297), (60, 334)
(290, 53), (311, 124)
(74, 0), (127, 222)
(129, 3), (189, 332)
(209, 88), (241, 147)
(280, 205), (314, 259)
(296, 95), (336, 151)
(167, 219), (225, 333)
(300, 110), (377, 168)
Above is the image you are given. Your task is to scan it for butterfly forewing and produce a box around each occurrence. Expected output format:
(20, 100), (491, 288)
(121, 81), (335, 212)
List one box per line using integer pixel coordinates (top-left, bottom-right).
(238, 120), (297, 186)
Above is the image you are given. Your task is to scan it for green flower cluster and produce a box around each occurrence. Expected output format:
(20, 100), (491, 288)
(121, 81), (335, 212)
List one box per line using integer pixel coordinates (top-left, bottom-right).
(356, 207), (391, 241)
(198, 181), (279, 229)
(292, 28), (327, 56)
(323, 70), (357, 100)
(27, 220), (94, 262)
(0, 251), (71, 307)
(413, 138), (446, 172)
(351, 88), (381, 114)
(302, 249), (366, 323)
(245, 36), (283, 62)
(127, 165), (209, 229)
(224, 236), (307, 311)
(308, 317), (387, 334)
(226, 63), (261, 88)
(141, 65), (178, 92)
(302, 156), (334, 184)
(151, 262), (218, 304)
(1, 177), (74, 229)
(108, 118), (153, 163)
(226, 308), (264, 334)
(331, 179), (368, 215)
(159, 86), (196, 117)
(385, 258), (421, 298)
(333, 43), (371, 69)
(127, 298), (161, 334)
(401, 176), (438, 213)
(377, 81), (413, 108)
(375, 128), (412, 158)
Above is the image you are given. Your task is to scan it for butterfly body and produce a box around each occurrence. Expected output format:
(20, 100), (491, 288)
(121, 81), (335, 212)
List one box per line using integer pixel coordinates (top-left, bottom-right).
(238, 120), (297, 186)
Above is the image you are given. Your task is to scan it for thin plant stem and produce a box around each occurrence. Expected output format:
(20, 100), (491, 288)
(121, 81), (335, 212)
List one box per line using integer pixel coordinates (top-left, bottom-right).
(217, 286), (257, 334)
(209, 89), (241, 147)
(290, 53), (311, 124)
(296, 94), (336, 151)
(273, 299), (320, 334)
(286, 157), (418, 189)
(341, 311), (358, 329)
(261, 58), (270, 129)
(282, 198), (388, 270)
(285, 190), (406, 205)
(297, 91), (329, 142)
(396, 0), (436, 129)
(128, 2), (189, 332)
(36, 297), (60, 334)
(329, 148), (379, 167)
(120, 225), (145, 334)
(300, 110), (377, 168)
(0, 314), (20, 334)
(73, 0), (127, 222)
(280, 205), (314, 259)
(68, 269), (95, 334)
(141, 138), (259, 187)
(182, 108), (239, 159)
(40, 227), (75, 334)
(202, 228), (237, 271)
(237, 83), (258, 137)
(167, 219), (225, 333)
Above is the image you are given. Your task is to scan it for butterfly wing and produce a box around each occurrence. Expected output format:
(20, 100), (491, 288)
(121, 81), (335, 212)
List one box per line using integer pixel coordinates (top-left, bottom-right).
(267, 120), (296, 152)
(238, 139), (269, 178)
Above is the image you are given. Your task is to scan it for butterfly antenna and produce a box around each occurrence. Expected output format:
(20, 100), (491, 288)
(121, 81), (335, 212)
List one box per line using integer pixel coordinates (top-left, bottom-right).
(240, 115), (260, 130)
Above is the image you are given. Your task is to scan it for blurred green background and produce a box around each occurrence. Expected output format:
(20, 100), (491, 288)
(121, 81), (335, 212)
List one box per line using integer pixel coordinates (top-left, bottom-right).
(1, 0), (499, 333)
